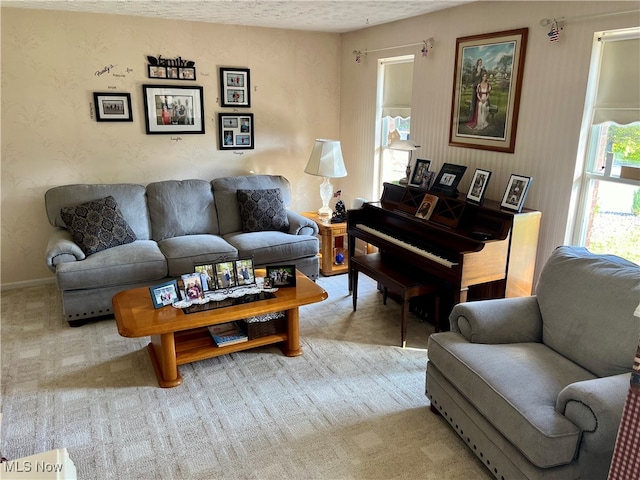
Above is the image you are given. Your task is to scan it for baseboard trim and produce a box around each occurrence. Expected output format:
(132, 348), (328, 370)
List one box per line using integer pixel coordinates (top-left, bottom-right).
(1, 277), (56, 291)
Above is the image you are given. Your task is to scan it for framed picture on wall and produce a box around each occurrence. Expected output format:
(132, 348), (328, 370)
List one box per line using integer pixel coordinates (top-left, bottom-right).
(500, 174), (532, 212)
(219, 67), (251, 107)
(449, 28), (528, 153)
(218, 113), (254, 150)
(142, 84), (204, 134)
(93, 92), (133, 122)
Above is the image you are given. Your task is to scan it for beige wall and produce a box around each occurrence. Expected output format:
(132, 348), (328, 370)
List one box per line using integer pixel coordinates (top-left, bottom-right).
(2, 3), (639, 287)
(0, 8), (341, 285)
(338, 1), (639, 282)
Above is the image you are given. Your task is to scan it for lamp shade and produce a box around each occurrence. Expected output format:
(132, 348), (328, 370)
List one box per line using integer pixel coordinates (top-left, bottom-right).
(389, 139), (419, 151)
(304, 139), (347, 178)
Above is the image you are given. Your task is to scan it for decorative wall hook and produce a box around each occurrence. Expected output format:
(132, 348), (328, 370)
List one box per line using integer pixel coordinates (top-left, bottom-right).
(421, 37), (434, 57)
(548, 19), (562, 42)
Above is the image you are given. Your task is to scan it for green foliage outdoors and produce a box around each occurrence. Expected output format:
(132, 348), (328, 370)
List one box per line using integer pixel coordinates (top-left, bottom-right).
(632, 189), (640, 216)
(609, 125), (640, 166)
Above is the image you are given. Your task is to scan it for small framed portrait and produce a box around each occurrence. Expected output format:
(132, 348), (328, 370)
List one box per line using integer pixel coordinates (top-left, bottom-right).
(415, 193), (439, 220)
(181, 273), (204, 300)
(266, 265), (296, 288)
(466, 168), (492, 204)
(219, 67), (251, 107)
(93, 92), (133, 122)
(235, 258), (256, 286)
(194, 263), (216, 291)
(409, 159), (431, 187)
(142, 84), (204, 134)
(218, 113), (254, 150)
(149, 279), (180, 308)
(501, 174), (532, 212)
(215, 261), (237, 289)
(263, 277), (273, 289)
(148, 65), (167, 79)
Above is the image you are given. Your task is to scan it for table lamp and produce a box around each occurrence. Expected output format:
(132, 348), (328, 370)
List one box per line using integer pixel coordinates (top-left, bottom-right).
(389, 139), (419, 185)
(304, 139), (347, 216)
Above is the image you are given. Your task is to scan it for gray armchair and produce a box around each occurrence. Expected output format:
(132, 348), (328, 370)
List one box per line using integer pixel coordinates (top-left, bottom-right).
(426, 246), (640, 480)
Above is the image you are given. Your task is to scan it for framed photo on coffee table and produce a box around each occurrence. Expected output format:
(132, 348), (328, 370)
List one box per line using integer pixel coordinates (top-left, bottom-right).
(149, 279), (180, 308)
(266, 265), (296, 287)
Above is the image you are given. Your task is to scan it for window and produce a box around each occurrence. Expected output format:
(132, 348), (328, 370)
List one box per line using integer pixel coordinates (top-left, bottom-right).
(375, 56), (414, 198)
(570, 28), (640, 264)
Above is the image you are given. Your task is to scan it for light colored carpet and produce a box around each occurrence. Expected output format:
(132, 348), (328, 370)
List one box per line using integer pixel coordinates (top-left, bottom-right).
(0, 274), (491, 479)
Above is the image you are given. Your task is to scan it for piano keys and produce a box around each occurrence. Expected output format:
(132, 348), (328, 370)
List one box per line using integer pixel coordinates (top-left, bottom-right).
(347, 182), (541, 305)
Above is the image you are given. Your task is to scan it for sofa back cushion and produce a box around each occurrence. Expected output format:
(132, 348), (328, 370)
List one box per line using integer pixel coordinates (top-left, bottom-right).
(212, 175), (292, 235)
(45, 183), (151, 240)
(537, 246), (640, 377)
(146, 179), (219, 241)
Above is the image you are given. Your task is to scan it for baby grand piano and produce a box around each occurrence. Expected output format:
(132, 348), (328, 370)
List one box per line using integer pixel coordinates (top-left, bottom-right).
(347, 182), (541, 306)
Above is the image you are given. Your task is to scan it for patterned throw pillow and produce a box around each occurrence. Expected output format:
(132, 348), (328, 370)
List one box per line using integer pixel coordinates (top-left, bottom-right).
(237, 189), (290, 233)
(60, 196), (136, 255)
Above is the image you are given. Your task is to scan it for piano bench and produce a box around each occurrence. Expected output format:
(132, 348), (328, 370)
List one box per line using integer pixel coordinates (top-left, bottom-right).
(350, 252), (441, 347)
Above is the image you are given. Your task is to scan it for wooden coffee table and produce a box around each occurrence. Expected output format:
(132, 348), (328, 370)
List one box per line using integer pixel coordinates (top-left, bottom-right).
(113, 269), (327, 388)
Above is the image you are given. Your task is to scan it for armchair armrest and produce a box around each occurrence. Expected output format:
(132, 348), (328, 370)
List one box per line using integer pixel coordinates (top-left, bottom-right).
(557, 373), (630, 452)
(450, 296), (543, 344)
(45, 228), (85, 271)
(287, 210), (319, 236)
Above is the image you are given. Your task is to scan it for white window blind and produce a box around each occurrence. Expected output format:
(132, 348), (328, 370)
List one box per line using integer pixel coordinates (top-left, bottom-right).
(382, 61), (413, 118)
(593, 30), (640, 125)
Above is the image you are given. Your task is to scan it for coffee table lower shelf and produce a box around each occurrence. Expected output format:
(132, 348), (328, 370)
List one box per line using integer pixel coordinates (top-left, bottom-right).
(147, 327), (297, 388)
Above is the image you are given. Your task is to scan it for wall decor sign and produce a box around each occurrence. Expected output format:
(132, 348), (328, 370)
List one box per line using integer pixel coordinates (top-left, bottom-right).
(218, 113), (254, 150)
(466, 168), (492, 204)
(93, 92), (133, 122)
(449, 28), (528, 153)
(147, 55), (196, 80)
(500, 174), (532, 212)
(142, 85), (204, 134)
(219, 67), (251, 107)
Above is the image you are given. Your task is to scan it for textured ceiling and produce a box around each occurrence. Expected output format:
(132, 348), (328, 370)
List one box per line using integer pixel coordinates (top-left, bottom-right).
(3, 0), (474, 33)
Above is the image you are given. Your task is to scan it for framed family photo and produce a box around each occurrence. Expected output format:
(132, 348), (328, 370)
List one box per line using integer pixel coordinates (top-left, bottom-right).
(266, 265), (296, 288)
(501, 174), (532, 212)
(409, 159), (431, 188)
(466, 168), (492, 204)
(218, 113), (254, 150)
(93, 92), (133, 122)
(235, 258), (256, 286)
(449, 28), (528, 153)
(220, 67), (251, 107)
(149, 279), (180, 308)
(194, 263), (216, 291)
(142, 84), (204, 134)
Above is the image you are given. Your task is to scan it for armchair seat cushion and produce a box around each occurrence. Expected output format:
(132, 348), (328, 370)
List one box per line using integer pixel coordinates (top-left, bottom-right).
(428, 332), (596, 468)
(223, 231), (319, 266)
(55, 240), (166, 290)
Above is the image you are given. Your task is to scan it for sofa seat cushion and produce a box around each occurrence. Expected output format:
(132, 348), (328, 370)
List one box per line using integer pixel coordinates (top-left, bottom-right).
(60, 196), (137, 255)
(427, 332), (597, 468)
(56, 240), (167, 290)
(223, 231), (319, 266)
(158, 234), (238, 277)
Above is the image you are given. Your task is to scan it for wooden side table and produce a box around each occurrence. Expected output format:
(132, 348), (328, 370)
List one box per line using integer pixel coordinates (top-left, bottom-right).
(301, 211), (348, 276)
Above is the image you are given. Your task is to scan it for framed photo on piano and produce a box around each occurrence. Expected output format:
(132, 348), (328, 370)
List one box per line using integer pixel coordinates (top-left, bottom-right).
(431, 163), (467, 197)
(500, 174), (532, 212)
(466, 168), (492, 204)
(409, 159), (431, 188)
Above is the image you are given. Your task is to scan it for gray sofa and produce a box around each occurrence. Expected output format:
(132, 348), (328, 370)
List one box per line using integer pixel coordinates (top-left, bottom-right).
(45, 175), (319, 326)
(426, 246), (640, 480)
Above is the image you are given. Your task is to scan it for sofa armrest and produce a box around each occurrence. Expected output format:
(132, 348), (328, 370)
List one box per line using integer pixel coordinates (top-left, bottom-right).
(450, 296), (543, 344)
(287, 210), (319, 236)
(45, 228), (85, 271)
(557, 373), (630, 453)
